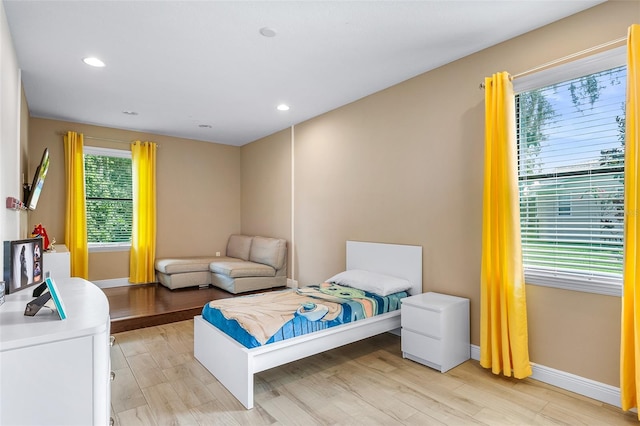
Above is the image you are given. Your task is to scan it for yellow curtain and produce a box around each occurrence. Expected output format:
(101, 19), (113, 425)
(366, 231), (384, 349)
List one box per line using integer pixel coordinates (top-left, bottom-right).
(129, 141), (157, 284)
(63, 131), (88, 279)
(620, 23), (640, 415)
(480, 72), (532, 379)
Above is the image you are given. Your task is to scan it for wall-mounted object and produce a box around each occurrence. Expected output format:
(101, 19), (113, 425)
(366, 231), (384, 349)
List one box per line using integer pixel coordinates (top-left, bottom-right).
(5, 197), (26, 210)
(24, 148), (50, 211)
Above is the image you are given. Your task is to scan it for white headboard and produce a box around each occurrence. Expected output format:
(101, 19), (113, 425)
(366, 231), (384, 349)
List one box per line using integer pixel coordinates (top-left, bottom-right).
(346, 241), (423, 295)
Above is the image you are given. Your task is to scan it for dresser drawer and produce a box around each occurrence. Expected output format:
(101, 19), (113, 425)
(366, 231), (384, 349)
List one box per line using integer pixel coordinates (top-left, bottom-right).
(401, 329), (442, 365)
(401, 304), (441, 338)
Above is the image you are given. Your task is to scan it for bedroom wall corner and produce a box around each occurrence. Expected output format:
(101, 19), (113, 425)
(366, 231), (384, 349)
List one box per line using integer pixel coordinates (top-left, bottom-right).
(240, 127), (293, 278)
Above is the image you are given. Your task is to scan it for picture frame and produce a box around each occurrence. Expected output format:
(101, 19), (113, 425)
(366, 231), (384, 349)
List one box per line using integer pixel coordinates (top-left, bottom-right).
(2, 238), (44, 295)
(45, 276), (66, 320)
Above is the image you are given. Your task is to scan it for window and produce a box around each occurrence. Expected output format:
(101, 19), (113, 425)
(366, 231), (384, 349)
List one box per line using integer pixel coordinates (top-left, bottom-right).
(515, 47), (626, 296)
(84, 146), (132, 251)
(558, 195), (571, 216)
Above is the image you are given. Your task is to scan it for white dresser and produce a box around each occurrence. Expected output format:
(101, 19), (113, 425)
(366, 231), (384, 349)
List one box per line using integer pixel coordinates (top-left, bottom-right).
(401, 292), (470, 373)
(0, 277), (111, 425)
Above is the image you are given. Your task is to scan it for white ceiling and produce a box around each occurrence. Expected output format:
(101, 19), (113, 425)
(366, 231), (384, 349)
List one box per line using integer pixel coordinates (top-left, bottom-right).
(4, 0), (605, 146)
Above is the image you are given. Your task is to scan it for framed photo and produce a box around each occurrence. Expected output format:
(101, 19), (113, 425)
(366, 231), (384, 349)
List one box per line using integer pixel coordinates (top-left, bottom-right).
(2, 238), (44, 294)
(45, 276), (66, 320)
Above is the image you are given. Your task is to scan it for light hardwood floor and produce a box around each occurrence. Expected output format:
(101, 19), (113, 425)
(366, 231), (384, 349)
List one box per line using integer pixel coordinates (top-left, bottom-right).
(110, 320), (637, 425)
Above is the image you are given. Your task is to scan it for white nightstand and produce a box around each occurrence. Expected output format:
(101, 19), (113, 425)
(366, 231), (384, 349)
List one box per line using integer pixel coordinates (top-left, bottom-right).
(401, 292), (470, 373)
(43, 244), (70, 279)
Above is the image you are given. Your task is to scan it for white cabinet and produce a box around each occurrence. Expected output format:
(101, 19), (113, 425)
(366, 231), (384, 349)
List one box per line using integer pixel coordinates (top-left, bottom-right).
(0, 278), (111, 425)
(401, 292), (470, 373)
(43, 244), (71, 279)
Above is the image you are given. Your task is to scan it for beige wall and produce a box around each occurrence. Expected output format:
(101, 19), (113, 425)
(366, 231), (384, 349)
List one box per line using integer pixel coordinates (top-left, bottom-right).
(242, 0), (638, 387)
(28, 118), (242, 281)
(240, 127), (292, 274)
(0, 0), (26, 249)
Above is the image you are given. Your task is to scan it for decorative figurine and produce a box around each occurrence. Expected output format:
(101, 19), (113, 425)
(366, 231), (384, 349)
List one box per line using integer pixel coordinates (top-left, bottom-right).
(31, 223), (51, 251)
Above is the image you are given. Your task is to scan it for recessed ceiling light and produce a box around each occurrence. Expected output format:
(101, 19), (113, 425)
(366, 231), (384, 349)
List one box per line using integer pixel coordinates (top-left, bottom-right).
(198, 124), (212, 128)
(122, 110), (138, 115)
(259, 27), (277, 38)
(82, 57), (105, 67)
(277, 104), (290, 111)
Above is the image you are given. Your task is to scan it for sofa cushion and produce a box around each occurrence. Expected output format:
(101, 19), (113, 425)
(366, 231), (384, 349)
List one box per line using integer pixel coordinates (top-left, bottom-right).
(155, 257), (221, 274)
(210, 261), (275, 278)
(249, 237), (286, 270)
(226, 235), (252, 260)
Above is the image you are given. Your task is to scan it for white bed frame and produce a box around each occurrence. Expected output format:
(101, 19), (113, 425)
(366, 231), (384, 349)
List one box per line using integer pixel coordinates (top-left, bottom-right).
(193, 240), (422, 409)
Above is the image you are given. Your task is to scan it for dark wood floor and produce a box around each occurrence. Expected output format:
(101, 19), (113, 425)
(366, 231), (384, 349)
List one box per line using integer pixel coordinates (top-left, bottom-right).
(102, 283), (283, 333)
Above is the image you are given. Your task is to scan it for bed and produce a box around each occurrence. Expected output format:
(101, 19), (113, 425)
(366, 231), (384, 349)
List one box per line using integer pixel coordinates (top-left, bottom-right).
(193, 240), (423, 409)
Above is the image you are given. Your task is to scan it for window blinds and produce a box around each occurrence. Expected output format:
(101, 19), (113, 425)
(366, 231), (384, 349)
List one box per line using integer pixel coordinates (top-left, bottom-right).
(84, 152), (133, 244)
(516, 65), (626, 295)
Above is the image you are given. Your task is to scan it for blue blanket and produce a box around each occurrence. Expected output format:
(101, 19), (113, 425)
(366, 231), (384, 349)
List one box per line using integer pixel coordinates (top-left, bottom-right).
(202, 283), (407, 348)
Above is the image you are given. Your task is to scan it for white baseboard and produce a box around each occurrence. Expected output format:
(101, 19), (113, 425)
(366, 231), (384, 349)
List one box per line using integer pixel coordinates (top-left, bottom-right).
(470, 345), (621, 408)
(93, 278), (131, 289)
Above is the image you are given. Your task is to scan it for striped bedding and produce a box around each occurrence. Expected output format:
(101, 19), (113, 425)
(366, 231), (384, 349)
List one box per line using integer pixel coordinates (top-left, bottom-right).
(201, 282), (408, 348)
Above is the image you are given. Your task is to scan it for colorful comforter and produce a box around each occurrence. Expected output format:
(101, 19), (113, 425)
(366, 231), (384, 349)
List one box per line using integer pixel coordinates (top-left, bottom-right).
(201, 282), (408, 348)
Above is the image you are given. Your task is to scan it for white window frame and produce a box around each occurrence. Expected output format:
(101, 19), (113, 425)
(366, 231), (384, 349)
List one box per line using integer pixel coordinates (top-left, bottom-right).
(83, 146), (132, 253)
(514, 46), (626, 297)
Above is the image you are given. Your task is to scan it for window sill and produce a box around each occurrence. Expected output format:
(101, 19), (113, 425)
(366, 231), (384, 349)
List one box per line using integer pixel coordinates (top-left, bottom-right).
(524, 269), (622, 297)
(88, 243), (131, 253)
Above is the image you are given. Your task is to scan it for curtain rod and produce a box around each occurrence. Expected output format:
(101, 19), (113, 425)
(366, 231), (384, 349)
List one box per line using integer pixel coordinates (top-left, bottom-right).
(56, 132), (160, 147)
(479, 36), (627, 89)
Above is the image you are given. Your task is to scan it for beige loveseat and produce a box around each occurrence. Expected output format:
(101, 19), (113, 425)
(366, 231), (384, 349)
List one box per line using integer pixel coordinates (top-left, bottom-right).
(155, 235), (287, 294)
